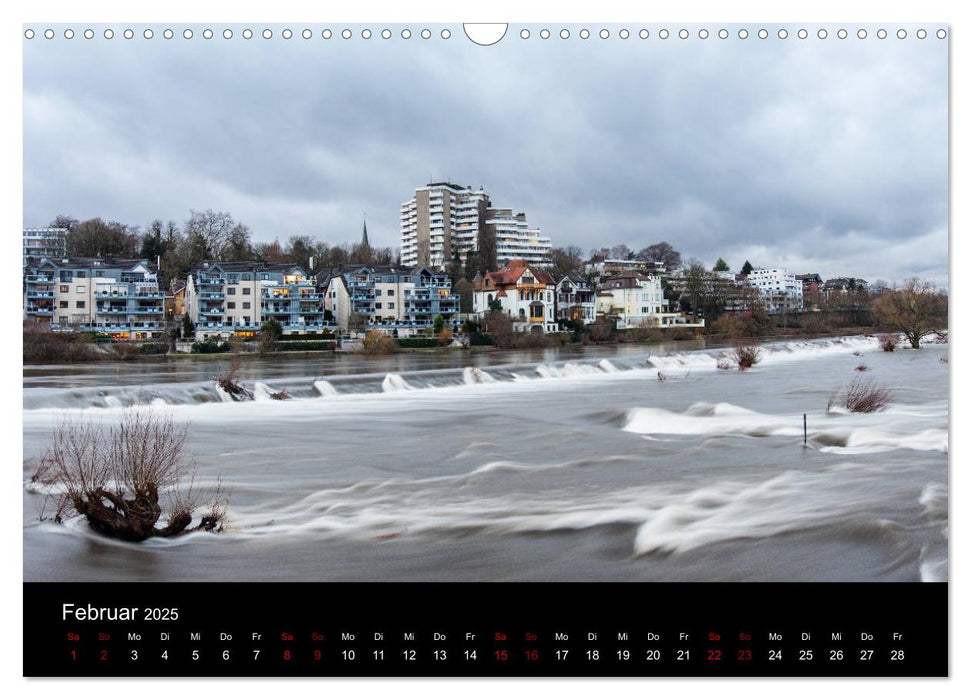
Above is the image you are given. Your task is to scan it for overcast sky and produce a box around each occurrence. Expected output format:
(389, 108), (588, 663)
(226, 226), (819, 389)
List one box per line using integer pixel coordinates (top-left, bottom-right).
(23, 23), (948, 285)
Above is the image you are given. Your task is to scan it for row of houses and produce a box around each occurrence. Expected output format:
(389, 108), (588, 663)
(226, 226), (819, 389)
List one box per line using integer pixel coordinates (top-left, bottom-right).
(23, 255), (705, 340)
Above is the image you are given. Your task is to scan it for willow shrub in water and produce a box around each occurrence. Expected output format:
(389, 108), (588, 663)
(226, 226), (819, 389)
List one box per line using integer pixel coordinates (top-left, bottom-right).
(34, 411), (227, 541)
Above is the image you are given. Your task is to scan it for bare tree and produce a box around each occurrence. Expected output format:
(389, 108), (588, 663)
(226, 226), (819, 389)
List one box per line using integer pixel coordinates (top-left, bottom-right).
(65, 218), (140, 258)
(33, 411), (226, 541)
(636, 241), (682, 270)
(870, 278), (948, 349)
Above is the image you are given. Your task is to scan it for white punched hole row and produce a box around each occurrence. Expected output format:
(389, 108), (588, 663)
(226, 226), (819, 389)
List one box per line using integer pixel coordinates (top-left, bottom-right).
(24, 26), (949, 42)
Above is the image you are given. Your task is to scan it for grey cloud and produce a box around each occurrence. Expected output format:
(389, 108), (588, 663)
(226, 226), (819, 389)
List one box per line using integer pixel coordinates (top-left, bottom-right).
(23, 23), (947, 285)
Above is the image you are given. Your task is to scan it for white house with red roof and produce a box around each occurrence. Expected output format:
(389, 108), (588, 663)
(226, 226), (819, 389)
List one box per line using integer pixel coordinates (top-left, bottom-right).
(473, 259), (558, 333)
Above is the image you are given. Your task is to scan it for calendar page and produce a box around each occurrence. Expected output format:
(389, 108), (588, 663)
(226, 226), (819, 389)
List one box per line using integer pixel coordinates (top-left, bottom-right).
(21, 18), (949, 678)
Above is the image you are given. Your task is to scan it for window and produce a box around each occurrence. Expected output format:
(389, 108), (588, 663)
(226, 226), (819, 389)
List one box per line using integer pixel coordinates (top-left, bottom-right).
(228, 287), (236, 295)
(227, 302), (236, 309)
(76, 271), (86, 279)
(60, 285), (69, 293)
(388, 302), (395, 309)
(242, 302), (251, 310)
(375, 289), (382, 296)
(242, 288), (251, 295)
(375, 303), (383, 309)
(243, 316), (251, 325)
(76, 301), (86, 309)
(59, 300), (69, 308)
(59, 316), (68, 324)
(76, 285), (86, 293)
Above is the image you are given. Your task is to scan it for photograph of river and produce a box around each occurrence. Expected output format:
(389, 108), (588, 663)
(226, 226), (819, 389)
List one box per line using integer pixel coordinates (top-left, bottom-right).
(22, 22), (948, 589)
(23, 336), (948, 582)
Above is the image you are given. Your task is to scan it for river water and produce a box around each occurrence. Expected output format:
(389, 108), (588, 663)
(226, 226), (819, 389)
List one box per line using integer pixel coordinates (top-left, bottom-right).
(22, 336), (948, 582)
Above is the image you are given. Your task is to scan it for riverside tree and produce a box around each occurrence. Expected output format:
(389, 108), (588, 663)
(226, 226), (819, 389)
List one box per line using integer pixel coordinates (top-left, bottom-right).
(34, 411), (227, 541)
(870, 278), (948, 349)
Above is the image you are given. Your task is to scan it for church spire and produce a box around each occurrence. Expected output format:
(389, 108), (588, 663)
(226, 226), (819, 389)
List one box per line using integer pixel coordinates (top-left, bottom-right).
(361, 214), (370, 248)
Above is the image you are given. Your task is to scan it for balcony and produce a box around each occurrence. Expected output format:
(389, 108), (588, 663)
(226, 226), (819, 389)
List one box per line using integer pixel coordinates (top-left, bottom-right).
(26, 291), (55, 298)
(25, 306), (54, 315)
(131, 307), (163, 314)
(199, 292), (225, 300)
(25, 275), (54, 283)
(198, 277), (227, 286)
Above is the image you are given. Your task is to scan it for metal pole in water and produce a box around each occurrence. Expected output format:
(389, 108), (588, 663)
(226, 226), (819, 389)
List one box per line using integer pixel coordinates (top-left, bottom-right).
(804, 413), (807, 445)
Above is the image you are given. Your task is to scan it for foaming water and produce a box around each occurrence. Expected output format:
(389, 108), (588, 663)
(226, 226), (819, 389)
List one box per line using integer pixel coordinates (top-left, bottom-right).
(22, 336), (881, 412)
(23, 334), (947, 582)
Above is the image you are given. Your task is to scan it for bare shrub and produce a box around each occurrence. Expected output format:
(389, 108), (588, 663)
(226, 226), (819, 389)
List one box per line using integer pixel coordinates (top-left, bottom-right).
(362, 329), (398, 354)
(716, 357), (732, 370)
(657, 370), (666, 381)
(23, 324), (99, 363)
(855, 364), (869, 372)
(878, 333), (900, 352)
(33, 411), (227, 541)
(852, 351), (862, 357)
(269, 388), (291, 400)
(827, 377), (892, 413)
(216, 356), (253, 400)
(730, 343), (761, 370)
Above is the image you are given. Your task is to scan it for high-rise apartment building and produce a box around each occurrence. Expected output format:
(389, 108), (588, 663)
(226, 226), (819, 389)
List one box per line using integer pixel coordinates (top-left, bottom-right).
(486, 207), (552, 268)
(400, 182), (553, 271)
(400, 182), (491, 269)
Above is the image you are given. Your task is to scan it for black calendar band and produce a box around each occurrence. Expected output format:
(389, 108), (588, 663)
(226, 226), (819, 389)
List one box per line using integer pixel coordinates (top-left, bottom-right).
(24, 582), (947, 677)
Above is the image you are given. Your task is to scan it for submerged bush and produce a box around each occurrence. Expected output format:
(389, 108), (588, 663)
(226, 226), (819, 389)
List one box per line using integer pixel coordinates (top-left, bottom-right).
(216, 356), (253, 400)
(731, 343), (761, 370)
(33, 411), (227, 541)
(827, 377), (892, 413)
(877, 333), (900, 352)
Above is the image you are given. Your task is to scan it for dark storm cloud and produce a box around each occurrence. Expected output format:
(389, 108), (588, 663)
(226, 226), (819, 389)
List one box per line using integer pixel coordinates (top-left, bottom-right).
(23, 23), (947, 284)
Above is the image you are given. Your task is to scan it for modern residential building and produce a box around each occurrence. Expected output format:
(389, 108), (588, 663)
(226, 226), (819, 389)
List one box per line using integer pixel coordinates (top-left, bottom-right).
(23, 257), (165, 340)
(400, 182), (553, 271)
(595, 273), (702, 329)
(472, 259), (558, 333)
(185, 261), (323, 339)
(400, 182), (492, 269)
(555, 272), (596, 325)
(744, 268), (804, 313)
(321, 265), (460, 333)
(487, 207), (552, 268)
(23, 228), (68, 267)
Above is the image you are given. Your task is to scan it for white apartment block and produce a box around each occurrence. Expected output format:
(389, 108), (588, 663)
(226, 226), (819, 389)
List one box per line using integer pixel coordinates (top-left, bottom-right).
(400, 182), (553, 271)
(400, 182), (491, 269)
(487, 207), (552, 268)
(23, 227), (67, 267)
(745, 268), (804, 312)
